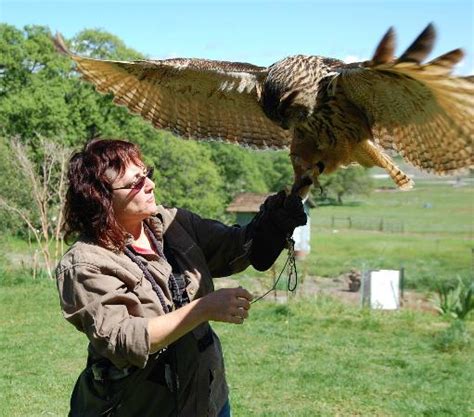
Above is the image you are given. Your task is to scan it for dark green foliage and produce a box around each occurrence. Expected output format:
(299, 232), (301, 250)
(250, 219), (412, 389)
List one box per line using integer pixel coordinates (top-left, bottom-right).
(0, 24), (149, 144)
(144, 133), (225, 218)
(314, 165), (374, 205)
(434, 278), (474, 320)
(71, 28), (144, 60)
(0, 25), (72, 141)
(205, 142), (268, 202)
(256, 150), (294, 192)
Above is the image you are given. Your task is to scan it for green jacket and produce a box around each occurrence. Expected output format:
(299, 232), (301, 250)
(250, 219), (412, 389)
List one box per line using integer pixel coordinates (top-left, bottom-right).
(56, 205), (251, 417)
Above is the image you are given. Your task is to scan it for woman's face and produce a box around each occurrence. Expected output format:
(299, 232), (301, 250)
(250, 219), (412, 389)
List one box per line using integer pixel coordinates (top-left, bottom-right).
(109, 162), (158, 226)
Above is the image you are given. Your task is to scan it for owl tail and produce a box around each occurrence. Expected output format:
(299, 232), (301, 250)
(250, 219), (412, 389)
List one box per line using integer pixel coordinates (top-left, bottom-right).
(356, 141), (414, 190)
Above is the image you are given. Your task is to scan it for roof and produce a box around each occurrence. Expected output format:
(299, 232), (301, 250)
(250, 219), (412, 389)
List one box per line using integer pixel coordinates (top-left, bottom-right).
(226, 192), (271, 213)
(226, 191), (316, 213)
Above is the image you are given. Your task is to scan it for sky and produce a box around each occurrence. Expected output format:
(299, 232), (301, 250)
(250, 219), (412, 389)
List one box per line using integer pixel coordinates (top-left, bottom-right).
(1, 0), (473, 74)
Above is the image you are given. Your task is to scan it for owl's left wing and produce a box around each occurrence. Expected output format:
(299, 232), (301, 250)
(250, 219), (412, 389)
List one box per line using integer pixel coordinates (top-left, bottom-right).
(53, 34), (291, 149)
(333, 24), (473, 174)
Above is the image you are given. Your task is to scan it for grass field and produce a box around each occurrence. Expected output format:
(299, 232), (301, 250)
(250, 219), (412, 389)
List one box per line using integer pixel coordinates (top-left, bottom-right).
(232, 180), (473, 291)
(0, 180), (472, 416)
(0, 280), (472, 417)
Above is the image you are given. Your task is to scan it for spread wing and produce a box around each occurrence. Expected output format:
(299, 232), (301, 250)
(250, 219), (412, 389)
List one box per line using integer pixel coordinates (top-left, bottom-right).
(53, 34), (291, 149)
(334, 24), (473, 174)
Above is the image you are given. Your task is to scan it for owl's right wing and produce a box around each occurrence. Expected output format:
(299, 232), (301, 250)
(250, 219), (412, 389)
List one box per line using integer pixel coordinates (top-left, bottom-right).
(53, 34), (291, 150)
(333, 24), (473, 174)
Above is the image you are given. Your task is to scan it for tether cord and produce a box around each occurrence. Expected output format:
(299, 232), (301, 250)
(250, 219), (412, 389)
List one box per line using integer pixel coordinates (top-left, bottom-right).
(251, 236), (298, 304)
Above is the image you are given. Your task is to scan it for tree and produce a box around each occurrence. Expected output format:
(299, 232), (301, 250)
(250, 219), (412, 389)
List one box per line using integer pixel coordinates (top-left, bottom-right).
(0, 24), (149, 144)
(314, 165), (373, 205)
(255, 150), (294, 192)
(0, 137), (70, 278)
(71, 29), (144, 60)
(143, 133), (225, 218)
(205, 142), (268, 203)
(0, 137), (31, 235)
(0, 25), (73, 142)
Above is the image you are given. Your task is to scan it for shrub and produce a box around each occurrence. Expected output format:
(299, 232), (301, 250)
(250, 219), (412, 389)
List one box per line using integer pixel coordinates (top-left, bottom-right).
(433, 277), (474, 320)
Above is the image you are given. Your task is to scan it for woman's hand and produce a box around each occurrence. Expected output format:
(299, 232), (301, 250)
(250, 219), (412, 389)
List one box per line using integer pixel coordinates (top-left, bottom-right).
(148, 286), (253, 352)
(202, 287), (253, 324)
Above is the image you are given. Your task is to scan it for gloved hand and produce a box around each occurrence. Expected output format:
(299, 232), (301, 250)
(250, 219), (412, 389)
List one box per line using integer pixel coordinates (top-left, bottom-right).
(263, 190), (307, 233)
(247, 191), (307, 271)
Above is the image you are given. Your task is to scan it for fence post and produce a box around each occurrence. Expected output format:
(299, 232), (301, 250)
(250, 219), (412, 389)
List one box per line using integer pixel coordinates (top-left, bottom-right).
(348, 216), (352, 229)
(331, 216), (335, 229)
(379, 218), (384, 232)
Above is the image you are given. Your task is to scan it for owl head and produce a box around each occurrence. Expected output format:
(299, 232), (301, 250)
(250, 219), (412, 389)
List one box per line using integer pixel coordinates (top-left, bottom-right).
(261, 55), (326, 129)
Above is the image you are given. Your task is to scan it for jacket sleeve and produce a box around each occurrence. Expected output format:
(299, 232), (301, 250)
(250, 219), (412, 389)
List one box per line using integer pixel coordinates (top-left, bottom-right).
(56, 263), (150, 369)
(175, 208), (252, 278)
(174, 192), (306, 277)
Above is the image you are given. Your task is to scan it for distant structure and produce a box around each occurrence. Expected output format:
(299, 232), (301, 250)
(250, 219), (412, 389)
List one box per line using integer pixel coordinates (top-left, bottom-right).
(226, 192), (312, 259)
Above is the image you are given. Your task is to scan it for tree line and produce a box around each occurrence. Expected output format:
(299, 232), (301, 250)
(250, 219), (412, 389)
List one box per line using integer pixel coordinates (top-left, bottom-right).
(0, 24), (372, 240)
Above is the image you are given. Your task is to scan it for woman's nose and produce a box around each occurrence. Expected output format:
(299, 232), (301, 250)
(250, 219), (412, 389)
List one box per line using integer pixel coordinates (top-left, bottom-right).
(145, 176), (155, 191)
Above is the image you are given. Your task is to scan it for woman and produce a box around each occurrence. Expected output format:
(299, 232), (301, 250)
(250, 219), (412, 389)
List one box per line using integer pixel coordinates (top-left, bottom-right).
(56, 138), (306, 417)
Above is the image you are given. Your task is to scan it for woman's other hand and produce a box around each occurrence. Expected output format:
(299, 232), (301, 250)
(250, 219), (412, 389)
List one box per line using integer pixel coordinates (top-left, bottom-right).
(202, 287), (253, 324)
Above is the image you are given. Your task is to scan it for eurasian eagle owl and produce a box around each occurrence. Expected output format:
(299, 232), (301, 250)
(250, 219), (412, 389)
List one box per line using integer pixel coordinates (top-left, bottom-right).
(54, 24), (473, 196)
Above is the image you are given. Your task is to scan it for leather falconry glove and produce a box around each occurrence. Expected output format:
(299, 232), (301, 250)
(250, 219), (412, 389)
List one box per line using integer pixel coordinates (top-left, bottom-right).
(247, 190), (307, 271)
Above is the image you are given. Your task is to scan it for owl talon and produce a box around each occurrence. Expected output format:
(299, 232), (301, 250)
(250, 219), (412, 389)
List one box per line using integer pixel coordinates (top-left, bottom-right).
(291, 176), (313, 194)
(311, 177), (324, 195)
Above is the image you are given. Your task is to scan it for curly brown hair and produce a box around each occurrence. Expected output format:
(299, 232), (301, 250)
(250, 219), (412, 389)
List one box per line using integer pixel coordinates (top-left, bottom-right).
(63, 138), (144, 250)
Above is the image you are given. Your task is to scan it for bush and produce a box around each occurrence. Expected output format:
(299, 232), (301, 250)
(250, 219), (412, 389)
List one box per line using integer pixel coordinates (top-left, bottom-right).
(433, 277), (474, 320)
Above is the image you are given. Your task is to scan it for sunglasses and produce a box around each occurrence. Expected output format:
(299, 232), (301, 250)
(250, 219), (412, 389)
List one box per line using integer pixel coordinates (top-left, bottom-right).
(112, 167), (154, 191)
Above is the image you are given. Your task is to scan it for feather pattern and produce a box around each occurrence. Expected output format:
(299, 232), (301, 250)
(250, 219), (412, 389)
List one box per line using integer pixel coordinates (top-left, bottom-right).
(54, 34), (291, 149)
(335, 25), (473, 175)
(53, 25), (473, 194)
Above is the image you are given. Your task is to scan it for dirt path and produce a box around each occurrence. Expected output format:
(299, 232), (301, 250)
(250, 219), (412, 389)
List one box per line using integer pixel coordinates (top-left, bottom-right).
(215, 274), (435, 313)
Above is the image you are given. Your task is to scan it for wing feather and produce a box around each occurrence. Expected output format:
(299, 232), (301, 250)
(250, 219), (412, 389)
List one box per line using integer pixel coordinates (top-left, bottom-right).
(335, 25), (473, 174)
(54, 34), (291, 149)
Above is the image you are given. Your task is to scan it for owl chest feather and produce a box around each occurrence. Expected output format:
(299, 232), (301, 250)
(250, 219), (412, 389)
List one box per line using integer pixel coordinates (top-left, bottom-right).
(291, 93), (372, 173)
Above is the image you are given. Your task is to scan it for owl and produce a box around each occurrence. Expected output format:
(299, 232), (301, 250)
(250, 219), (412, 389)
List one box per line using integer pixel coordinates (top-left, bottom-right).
(54, 24), (473, 197)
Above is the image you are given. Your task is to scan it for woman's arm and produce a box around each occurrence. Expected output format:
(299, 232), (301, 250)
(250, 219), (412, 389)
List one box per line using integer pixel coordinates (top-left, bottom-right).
(57, 261), (253, 366)
(147, 287), (252, 353)
(176, 191), (307, 276)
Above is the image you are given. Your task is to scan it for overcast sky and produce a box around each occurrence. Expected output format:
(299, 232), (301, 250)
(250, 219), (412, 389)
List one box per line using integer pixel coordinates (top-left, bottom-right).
(1, 0), (473, 74)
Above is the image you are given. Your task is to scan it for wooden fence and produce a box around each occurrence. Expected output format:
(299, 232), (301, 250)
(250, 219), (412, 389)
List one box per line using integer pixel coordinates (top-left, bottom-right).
(329, 216), (405, 233)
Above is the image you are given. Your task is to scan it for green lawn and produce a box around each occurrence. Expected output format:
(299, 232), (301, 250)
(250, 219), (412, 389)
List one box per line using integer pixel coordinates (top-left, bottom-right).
(231, 181), (473, 291)
(305, 181), (473, 289)
(0, 280), (472, 417)
(313, 181), (473, 236)
(0, 180), (472, 415)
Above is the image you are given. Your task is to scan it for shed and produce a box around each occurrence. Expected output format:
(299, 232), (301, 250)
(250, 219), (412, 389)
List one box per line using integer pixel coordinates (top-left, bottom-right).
(226, 192), (312, 258)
